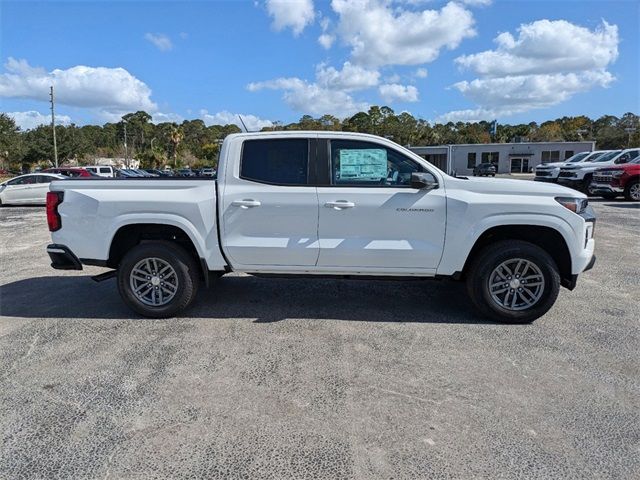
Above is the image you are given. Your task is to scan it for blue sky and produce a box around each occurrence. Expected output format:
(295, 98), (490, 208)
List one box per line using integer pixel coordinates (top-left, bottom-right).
(1, 0), (638, 130)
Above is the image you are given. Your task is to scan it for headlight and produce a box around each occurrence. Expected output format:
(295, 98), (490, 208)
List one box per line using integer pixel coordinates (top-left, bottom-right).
(555, 197), (588, 214)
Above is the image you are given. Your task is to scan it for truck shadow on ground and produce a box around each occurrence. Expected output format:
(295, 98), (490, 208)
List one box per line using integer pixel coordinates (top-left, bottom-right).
(0, 274), (498, 324)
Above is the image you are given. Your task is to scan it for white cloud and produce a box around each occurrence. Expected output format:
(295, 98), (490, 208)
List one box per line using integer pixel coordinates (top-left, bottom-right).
(144, 33), (173, 51)
(330, 0), (476, 67)
(443, 19), (619, 119)
(266, 0), (315, 36)
(455, 20), (618, 77)
(435, 108), (498, 123)
(318, 33), (335, 49)
(452, 71), (614, 113)
(152, 112), (184, 124)
(459, 0), (492, 6)
(415, 68), (428, 79)
(379, 83), (419, 103)
(0, 58), (157, 118)
(315, 62), (380, 91)
(248, 77), (369, 117)
(247, 61), (379, 117)
(8, 110), (72, 130)
(200, 109), (273, 131)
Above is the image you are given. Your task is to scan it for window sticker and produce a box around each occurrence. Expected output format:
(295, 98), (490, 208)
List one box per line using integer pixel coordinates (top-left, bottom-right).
(338, 149), (387, 180)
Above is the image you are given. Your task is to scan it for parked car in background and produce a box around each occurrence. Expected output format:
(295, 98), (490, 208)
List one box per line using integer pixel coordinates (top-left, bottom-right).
(144, 169), (172, 177)
(177, 168), (195, 177)
(132, 169), (156, 177)
(472, 163), (496, 177)
(0, 173), (65, 205)
(116, 169), (142, 178)
(42, 167), (97, 178)
(558, 149), (639, 192)
(201, 167), (216, 177)
(534, 151), (601, 183)
(84, 166), (116, 177)
(589, 157), (640, 201)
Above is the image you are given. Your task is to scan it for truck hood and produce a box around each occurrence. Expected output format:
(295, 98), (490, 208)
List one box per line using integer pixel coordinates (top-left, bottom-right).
(561, 162), (611, 172)
(536, 161), (565, 169)
(446, 176), (584, 198)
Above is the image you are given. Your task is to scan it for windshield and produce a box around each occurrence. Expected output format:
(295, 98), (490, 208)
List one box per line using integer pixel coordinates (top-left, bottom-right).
(593, 150), (622, 162)
(566, 152), (589, 163)
(584, 152), (607, 162)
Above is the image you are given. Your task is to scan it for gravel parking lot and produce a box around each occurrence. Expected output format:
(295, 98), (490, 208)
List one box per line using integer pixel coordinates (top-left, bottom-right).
(1, 199), (638, 479)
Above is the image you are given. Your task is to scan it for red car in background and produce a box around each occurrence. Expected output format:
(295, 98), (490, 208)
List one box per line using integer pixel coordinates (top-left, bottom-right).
(41, 167), (97, 178)
(589, 157), (640, 201)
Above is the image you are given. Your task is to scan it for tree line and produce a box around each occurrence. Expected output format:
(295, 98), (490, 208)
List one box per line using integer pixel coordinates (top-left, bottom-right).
(1, 107), (638, 171)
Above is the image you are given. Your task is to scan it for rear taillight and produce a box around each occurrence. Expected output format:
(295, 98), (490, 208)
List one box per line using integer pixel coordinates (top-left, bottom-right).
(46, 191), (64, 232)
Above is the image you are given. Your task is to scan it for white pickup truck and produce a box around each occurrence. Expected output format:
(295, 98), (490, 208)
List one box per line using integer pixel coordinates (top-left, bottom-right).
(46, 131), (596, 323)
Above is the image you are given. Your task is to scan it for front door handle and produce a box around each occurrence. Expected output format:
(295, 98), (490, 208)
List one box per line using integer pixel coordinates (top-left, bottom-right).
(232, 199), (261, 208)
(325, 200), (355, 209)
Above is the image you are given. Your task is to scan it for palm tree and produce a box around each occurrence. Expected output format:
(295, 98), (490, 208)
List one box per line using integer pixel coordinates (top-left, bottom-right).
(168, 126), (183, 167)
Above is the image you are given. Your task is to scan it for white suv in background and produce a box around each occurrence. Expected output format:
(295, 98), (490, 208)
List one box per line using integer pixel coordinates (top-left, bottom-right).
(557, 149), (640, 192)
(534, 151), (609, 183)
(84, 166), (115, 178)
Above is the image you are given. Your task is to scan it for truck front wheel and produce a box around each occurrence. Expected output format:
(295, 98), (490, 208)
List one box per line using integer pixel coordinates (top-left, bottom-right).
(117, 241), (200, 318)
(466, 240), (560, 323)
(624, 180), (640, 201)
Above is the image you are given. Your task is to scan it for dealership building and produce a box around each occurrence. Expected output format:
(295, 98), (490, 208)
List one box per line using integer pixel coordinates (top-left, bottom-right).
(409, 141), (595, 175)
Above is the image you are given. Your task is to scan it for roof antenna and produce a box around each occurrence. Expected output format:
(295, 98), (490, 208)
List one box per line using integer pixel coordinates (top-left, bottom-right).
(238, 115), (249, 133)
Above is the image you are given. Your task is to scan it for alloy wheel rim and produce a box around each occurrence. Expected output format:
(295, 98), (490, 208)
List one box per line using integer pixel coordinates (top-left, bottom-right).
(631, 183), (640, 200)
(488, 258), (545, 311)
(129, 257), (178, 307)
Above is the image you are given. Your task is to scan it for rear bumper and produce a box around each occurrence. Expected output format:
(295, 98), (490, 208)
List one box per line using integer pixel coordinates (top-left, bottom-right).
(47, 244), (83, 270)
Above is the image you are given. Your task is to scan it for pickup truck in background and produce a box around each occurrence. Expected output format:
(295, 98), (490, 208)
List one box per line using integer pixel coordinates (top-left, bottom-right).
(557, 148), (640, 192)
(589, 157), (640, 201)
(46, 132), (596, 323)
(533, 150), (606, 183)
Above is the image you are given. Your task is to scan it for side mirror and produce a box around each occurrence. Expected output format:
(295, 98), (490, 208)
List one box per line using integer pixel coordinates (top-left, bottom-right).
(411, 172), (438, 190)
(615, 155), (629, 164)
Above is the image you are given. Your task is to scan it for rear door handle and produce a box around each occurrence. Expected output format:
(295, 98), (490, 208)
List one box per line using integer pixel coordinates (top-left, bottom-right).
(325, 200), (355, 209)
(232, 199), (261, 208)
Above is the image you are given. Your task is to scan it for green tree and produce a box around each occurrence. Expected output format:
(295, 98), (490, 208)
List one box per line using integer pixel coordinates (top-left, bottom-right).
(0, 114), (24, 169)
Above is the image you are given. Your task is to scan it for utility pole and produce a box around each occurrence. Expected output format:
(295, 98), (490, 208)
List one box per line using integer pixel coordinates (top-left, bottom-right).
(50, 86), (58, 167)
(123, 120), (128, 168)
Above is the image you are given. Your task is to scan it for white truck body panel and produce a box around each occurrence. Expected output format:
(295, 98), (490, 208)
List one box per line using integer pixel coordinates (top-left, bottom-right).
(51, 180), (227, 270)
(50, 131), (594, 280)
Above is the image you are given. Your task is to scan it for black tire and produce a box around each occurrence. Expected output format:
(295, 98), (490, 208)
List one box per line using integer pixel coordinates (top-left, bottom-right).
(624, 180), (640, 201)
(491, 174), (496, 177)
(117, 241), (200, 318)
(466, 240), (561, 324)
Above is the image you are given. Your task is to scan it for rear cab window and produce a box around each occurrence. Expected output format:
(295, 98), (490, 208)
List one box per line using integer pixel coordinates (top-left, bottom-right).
(240, 139), (310, 185)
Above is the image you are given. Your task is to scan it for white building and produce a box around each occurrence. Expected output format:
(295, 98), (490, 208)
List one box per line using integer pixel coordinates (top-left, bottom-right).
(409, 141), (595, 175)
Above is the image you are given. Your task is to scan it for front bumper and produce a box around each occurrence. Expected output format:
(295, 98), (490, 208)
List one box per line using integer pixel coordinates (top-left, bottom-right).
(534, 176), (558, 183)
(588, 183), (624, 195)
(47, 244), (83, 270)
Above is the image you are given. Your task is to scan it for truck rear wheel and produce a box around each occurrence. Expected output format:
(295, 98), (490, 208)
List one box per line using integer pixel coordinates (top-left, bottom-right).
(117, 241), (200, 318)
(466, 240), (560, 323)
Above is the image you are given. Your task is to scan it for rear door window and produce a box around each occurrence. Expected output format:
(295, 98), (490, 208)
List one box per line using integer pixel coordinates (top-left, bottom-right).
(240, 139), (309, 185)
(99, 167), (111, 173)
